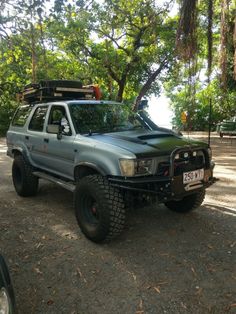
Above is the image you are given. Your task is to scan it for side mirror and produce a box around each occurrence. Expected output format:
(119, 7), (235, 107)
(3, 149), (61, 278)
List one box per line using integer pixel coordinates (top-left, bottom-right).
(47, 124), (59, 134)
(138, 99), (148, 110)
(46, 124), (62, 140)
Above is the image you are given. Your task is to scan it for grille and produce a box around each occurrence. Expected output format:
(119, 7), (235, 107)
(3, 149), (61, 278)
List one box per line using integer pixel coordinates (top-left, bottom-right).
(157, 151), (205, 177)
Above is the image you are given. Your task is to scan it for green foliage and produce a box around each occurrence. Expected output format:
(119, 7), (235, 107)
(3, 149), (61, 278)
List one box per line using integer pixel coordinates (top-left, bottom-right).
(167, 0), (236, 131)
(0, 0), (236, 135)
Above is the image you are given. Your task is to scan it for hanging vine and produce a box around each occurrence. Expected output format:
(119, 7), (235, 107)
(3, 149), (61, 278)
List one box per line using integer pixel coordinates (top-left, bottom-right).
(176, 0), (198, 61)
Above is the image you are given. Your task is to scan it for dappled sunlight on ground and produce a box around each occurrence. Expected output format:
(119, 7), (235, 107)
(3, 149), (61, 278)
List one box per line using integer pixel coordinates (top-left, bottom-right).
(51, 224), (80, 240)
(204, 202), (236, 217)
(0, 138), (7, 152)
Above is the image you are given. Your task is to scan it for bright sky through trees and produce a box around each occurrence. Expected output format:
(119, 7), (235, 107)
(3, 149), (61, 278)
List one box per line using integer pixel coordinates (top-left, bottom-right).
(148, 95), (173, 128)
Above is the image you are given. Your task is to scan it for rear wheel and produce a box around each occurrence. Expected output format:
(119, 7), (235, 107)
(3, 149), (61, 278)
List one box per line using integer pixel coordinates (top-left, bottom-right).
(74, 175), (125, 243)
(12, 155), (38, 197)
(165, 190), (205, 213)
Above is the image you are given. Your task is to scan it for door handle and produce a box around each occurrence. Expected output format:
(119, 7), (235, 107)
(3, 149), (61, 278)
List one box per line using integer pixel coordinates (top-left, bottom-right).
(44, 138), (49, 143)
(25, 136), (29, 140)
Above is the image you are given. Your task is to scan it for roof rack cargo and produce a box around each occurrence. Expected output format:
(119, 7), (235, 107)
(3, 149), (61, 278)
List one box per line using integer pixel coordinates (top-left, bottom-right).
(17, 80), (102, 104)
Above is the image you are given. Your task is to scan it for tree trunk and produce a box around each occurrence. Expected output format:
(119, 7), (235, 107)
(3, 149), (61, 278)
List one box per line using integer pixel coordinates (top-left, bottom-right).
(234, 16), (236, 80)
(116, 80), (126, 102)
(31, 23), (37, 83)
(220, 0), (229, 89)
(207, 0), (213, 80)
(133, 60), (167, 111)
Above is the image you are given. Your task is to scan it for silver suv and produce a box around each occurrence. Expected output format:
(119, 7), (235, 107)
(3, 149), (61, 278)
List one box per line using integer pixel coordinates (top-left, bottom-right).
(6, 83), (216, 243)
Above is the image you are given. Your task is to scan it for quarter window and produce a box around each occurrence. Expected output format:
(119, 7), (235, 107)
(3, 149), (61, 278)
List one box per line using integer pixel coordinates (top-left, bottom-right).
(12, 105), (31, 127)
(29, 106), (48, 132)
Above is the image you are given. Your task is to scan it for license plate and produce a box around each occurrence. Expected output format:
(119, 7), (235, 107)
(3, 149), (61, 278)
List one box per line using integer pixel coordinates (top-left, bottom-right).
(183, 169), (204, 184)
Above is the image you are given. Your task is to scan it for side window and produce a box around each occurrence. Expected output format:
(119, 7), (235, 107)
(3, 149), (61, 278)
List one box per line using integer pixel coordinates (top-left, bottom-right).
(48, 106), (66, 125)
(28, 106), (48, 132)
(48, 106), (71, 136)
(12, 106), (31, 127)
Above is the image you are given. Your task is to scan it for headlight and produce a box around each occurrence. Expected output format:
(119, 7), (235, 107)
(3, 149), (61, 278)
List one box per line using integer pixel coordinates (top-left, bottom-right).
(0, 287), (10, 314)
(119, 159), (135, 176)
(135, 159), (153, 175)
(119, 158), (154, 176)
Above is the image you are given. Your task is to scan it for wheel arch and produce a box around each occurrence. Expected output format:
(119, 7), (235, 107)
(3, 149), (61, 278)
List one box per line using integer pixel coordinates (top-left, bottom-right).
(12, 148), (30, 162)
(12, 148), (23, 157)
(74, 162), (106, 181)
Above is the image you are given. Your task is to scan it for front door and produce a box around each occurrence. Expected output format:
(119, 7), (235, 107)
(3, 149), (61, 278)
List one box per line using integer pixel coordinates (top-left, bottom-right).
(43, 105), (76, 179)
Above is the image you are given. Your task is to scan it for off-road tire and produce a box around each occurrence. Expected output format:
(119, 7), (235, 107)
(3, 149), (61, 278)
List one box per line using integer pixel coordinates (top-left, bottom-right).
(74, 175), (125, 243)
(165, 189), (205, 213)
(12, 155), (38, 197)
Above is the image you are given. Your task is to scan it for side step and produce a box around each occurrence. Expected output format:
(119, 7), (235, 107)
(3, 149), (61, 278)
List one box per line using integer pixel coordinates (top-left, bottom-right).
(33, 171), (75, 192)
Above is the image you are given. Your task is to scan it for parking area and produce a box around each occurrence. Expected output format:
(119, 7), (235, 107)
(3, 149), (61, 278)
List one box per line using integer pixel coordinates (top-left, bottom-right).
(0, 134), (235, 313)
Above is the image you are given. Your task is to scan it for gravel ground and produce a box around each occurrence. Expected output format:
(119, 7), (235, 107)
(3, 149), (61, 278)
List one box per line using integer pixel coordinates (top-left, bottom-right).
(0, 134), (235, 314)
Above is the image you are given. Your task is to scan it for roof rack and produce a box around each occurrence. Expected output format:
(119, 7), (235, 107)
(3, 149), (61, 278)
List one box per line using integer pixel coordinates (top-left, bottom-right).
(17, 80), (102, 104)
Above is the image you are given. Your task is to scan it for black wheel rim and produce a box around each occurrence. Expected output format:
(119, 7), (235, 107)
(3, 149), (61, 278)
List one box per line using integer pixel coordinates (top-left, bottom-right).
(81, 193), (100, 226)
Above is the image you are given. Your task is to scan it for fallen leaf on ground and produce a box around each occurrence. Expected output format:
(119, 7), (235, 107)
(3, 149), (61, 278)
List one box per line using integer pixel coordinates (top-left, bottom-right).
(47, 299), (54, 305)
(157, 281), (168, 285)
(35, 242), (43, 249)
(153, 286), (161, 294)
(191, 267), (197, 277)
(181, 302), (187, 309)
(34, 267), (43, 275)
(195, 287), (203, 295)
(207, 244), (214, 249)
(135, 299), (144, 314)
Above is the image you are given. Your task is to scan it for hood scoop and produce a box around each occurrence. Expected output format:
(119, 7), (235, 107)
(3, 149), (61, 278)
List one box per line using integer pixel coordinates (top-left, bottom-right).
(138, 133), (174, 140)
(104, 134), (147, 145)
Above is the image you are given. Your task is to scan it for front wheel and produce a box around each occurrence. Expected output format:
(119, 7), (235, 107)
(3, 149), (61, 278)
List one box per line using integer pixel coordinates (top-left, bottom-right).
(165, 190), (205, 213)
(74, 175), (125, 243)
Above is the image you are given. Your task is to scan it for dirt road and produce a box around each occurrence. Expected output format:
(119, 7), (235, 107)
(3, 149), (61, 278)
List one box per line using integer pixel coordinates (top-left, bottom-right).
(0, 134), (235, 314)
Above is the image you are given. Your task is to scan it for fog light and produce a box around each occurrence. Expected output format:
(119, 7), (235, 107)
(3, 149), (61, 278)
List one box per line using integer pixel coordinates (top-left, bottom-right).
(184, 152), (189, 158)
(193, 151), (197, 156)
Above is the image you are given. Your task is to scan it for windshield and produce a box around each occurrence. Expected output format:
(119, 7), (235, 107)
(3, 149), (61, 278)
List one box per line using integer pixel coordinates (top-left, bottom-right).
(69, 103), (147, 134)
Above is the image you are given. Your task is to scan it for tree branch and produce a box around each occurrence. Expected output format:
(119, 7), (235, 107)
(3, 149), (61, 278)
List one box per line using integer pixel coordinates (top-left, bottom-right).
(133, 58), (169, 111)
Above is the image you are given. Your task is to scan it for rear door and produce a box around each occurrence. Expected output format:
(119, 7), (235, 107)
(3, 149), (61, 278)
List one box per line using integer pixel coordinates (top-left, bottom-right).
(27, 105), (49, 167)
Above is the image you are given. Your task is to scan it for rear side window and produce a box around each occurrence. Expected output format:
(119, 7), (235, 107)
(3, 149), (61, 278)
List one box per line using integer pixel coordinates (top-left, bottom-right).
(12, 106), (31, 127)
(28, 106), (48, 132)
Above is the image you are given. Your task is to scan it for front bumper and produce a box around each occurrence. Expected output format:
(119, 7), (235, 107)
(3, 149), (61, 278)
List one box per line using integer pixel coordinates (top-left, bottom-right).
(108, 145), (217, 202)
(108, 169), (216, 202)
